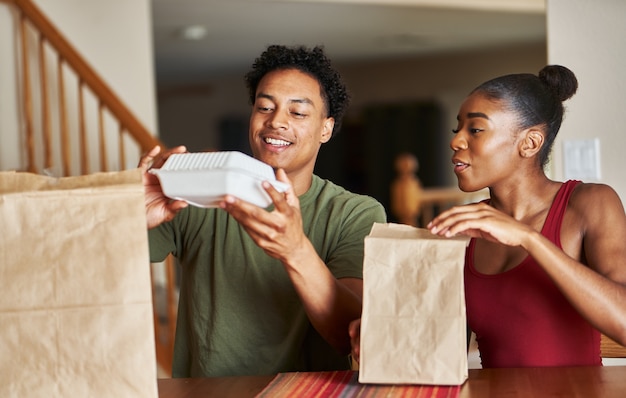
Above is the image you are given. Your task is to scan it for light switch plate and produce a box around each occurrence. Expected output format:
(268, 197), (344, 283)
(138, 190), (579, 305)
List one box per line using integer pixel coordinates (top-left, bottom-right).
(563, 138), (601, 181)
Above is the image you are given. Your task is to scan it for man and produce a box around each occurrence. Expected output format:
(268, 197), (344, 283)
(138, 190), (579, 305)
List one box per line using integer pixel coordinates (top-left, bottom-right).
(141, 45), (386, 377)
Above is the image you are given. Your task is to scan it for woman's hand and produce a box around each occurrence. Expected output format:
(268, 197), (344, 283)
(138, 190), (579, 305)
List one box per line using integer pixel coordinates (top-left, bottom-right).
(427, 202), (535, 248)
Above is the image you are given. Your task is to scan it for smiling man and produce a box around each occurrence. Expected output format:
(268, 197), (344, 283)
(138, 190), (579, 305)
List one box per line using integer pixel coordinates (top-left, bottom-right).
(142, 45), (386, 377)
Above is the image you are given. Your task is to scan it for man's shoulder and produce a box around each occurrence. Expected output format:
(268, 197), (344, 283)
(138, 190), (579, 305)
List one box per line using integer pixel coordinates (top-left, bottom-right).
(309, 176), (386, 224)
(312, 175), (381, 206)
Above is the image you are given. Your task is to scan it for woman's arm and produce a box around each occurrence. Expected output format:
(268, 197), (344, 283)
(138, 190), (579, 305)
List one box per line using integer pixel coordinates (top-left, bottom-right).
(428, 184), (626, 345)
(532, 184), (626, 344)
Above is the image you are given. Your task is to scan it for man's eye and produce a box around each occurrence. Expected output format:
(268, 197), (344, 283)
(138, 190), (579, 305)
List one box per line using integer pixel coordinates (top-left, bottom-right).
(470, 128), (483, 134)
(451, 129), (460, 134)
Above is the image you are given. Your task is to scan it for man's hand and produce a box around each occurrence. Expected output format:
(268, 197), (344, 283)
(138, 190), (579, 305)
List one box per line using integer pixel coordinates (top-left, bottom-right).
(139, 145), (189, 229)
(219, 168), (308, 263)
(348, 318), (361, 363)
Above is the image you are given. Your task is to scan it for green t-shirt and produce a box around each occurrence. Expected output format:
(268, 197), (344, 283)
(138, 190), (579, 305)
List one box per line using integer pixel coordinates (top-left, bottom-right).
(149, 175), (386, 377)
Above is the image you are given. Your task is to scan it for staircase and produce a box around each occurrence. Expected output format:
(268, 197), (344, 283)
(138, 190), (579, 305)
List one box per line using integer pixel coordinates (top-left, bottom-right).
(1, 0), (177, 376)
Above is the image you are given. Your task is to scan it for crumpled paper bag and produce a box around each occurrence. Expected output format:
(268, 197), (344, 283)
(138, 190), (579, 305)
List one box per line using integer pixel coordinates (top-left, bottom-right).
(0, 169), (157, 398)
(359, 223), (469, 385)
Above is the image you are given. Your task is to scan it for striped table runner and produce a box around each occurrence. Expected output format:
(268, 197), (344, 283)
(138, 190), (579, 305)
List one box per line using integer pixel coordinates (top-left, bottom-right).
(255, 370), (460, 397)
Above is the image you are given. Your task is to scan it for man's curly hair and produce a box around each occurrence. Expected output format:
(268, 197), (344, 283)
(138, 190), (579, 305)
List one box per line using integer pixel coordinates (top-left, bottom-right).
(244, 45), (351, 134)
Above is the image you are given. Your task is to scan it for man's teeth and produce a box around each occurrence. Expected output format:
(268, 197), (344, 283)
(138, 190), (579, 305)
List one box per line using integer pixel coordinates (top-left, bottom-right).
(265, 137), (290, 146)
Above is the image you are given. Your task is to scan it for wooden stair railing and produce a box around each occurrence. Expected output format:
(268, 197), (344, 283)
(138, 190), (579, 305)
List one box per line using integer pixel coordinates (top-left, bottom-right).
(1, 0), (178, 376)
(601, 334), (626, 359)
(3, 0), (164, 174)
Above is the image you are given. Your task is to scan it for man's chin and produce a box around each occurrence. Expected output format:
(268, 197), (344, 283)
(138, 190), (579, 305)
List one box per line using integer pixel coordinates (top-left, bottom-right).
(253, 151), (283, 167)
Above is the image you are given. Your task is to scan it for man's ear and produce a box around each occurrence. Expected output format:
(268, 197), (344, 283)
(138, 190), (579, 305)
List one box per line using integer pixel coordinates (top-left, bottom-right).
(519, 128), (544, 158)
(320, 117), (334, 144)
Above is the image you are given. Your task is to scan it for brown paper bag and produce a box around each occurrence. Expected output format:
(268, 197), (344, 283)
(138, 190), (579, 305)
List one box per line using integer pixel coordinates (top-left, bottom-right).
(0, 169), (158, 398)
(359, 223), (469, 385)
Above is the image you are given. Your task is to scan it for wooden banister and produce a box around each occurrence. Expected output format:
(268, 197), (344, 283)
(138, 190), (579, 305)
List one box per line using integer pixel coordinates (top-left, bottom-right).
(7, 0), (162, 153)
(2, 0), (177, 376)
(18, 9), (35, 173)
(602, 334), (626, 359)
(38, 31), (53, 170)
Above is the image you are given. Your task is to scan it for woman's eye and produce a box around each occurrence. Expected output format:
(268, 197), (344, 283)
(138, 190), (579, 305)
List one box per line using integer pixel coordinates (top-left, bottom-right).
(451, 127), (483, 134)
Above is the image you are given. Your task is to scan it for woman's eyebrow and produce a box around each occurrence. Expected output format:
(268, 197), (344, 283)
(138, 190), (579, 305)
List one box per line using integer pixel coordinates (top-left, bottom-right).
(456, 112), (490, 121)
(467, 112), (490, 120)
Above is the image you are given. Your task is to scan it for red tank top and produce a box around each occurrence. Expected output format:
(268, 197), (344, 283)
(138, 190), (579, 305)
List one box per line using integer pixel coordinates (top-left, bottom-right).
(465, 180), (601, 368)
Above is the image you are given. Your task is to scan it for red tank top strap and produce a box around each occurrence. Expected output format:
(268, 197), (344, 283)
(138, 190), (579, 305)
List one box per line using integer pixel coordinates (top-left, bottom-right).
(541, 180), (582, 247)
(466, 180), (582, 272)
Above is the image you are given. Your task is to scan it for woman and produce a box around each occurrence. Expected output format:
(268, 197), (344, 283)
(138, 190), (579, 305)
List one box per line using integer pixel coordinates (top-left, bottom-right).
(350, 65), (626, 368)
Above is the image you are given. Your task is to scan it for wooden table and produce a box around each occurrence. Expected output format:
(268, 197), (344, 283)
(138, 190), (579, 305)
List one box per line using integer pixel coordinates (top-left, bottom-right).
(158, 366), (626, 397)
(157, 375), (272, 398)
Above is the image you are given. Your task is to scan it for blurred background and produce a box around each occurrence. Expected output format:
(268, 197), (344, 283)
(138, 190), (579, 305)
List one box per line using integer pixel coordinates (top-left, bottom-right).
(151, 0), (546, 216)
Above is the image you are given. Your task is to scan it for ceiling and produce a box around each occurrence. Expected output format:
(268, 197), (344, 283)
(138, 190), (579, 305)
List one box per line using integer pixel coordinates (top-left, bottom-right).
(151, 0), (546, 88)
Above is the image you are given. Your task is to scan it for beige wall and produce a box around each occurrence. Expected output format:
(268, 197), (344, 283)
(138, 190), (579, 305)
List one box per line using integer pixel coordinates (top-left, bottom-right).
(548, 0), (626, 202)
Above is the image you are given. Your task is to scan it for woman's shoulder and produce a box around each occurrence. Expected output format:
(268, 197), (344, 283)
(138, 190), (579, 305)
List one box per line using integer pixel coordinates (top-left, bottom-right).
(569, 181), (625, 220)
(570, 181), (621, 201)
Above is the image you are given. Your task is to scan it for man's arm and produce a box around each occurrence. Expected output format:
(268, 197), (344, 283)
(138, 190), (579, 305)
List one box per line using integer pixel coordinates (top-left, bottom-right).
(220, 169), (380, 354)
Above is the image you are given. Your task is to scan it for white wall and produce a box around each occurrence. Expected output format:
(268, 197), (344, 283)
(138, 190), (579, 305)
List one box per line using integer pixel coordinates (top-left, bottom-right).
(547, 0), (626, 202)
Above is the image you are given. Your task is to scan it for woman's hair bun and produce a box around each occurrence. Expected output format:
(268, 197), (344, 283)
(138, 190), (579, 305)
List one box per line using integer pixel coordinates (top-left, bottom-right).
(538, 65), (578, 102)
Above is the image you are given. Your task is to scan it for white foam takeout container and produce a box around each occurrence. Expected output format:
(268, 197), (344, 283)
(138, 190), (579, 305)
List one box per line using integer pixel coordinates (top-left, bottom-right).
(149, 151), (289, 208)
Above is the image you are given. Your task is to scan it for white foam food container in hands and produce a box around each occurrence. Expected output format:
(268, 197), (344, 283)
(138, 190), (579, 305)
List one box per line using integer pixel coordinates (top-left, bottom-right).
(149, 151), (290, 208)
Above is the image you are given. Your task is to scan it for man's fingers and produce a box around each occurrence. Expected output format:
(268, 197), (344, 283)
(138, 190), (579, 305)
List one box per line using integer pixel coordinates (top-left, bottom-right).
(139, 145), (187, 170)
(139, 145), (161, 169)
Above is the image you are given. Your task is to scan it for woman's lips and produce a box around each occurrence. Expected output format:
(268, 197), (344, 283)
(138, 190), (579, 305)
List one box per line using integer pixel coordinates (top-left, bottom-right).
(453, 159), (469, 173)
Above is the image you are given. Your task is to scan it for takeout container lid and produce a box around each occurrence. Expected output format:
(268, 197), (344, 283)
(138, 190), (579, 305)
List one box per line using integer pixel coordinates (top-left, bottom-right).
(149, 151), (289, 208)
